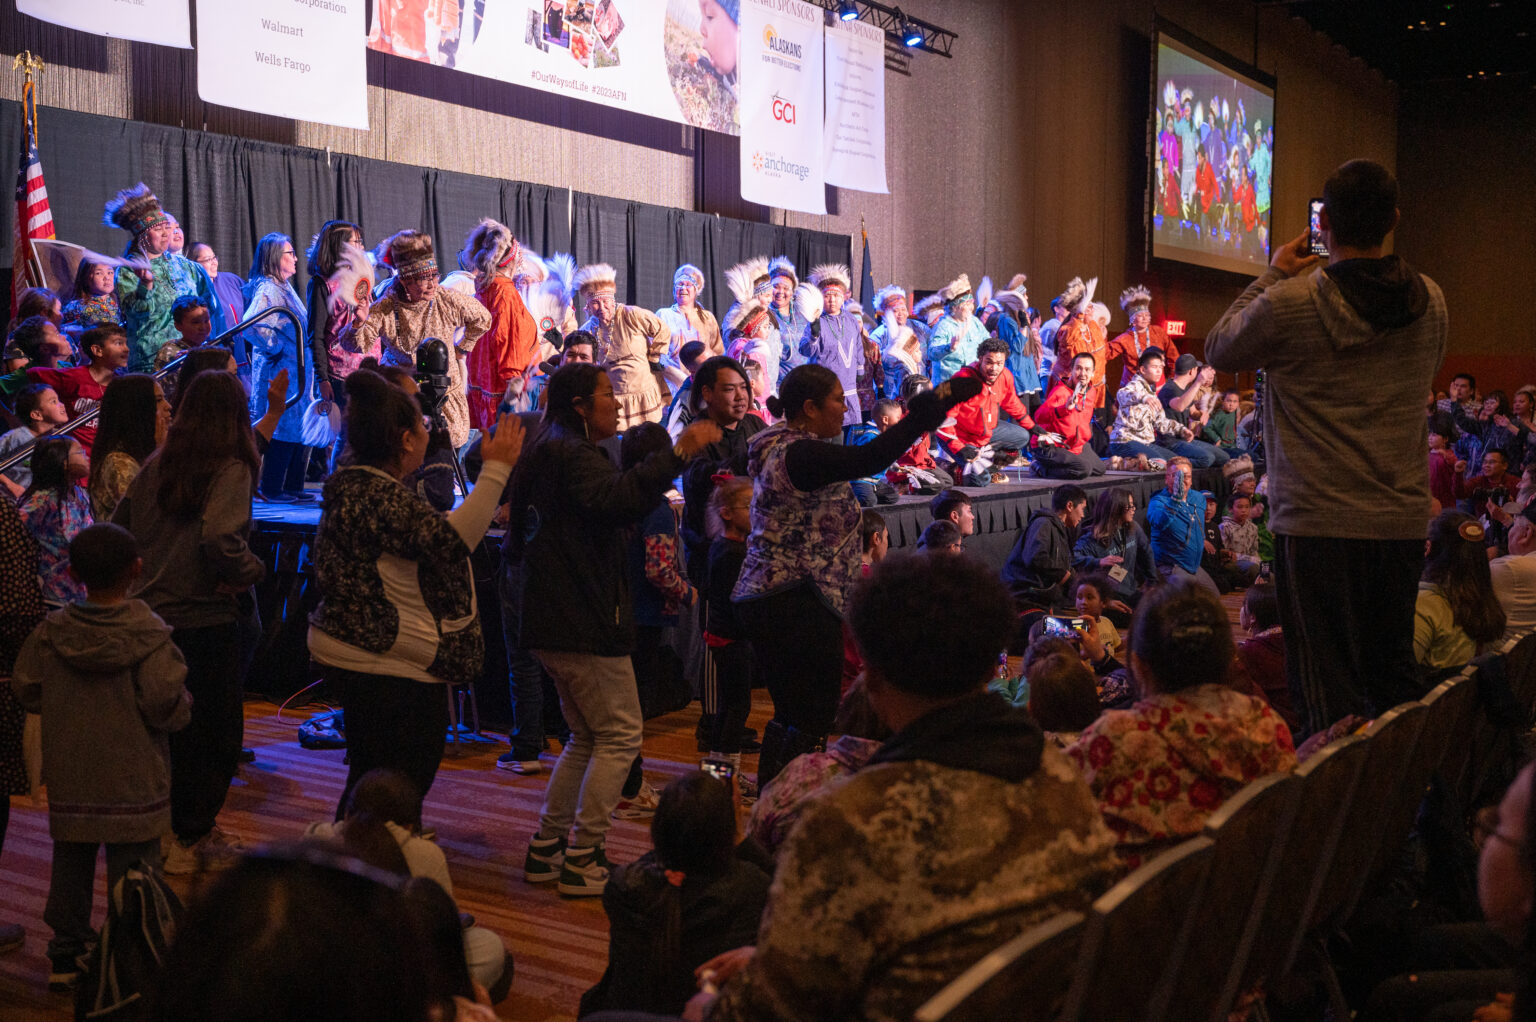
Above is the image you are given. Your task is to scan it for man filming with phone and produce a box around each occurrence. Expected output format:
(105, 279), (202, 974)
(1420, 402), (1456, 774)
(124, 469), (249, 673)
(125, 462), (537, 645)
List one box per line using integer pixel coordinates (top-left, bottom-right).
(1205, 158), (1447, 739)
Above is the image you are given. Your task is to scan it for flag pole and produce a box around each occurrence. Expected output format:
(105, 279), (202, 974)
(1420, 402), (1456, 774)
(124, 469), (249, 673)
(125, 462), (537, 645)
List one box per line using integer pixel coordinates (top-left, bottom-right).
(12, 50), (49, 305)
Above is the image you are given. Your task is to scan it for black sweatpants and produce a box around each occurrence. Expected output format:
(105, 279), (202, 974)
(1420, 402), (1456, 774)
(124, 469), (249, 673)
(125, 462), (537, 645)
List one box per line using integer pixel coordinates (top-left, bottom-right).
(170, 622), (244, 843)
(331, 667), (450, 817)
(1273, 533), (1424, 740)
(738, 584), (844, 741)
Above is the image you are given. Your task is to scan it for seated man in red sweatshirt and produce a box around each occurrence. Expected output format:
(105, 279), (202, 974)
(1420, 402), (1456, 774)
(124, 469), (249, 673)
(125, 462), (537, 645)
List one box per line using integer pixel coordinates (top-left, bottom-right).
(935, 337), (1054, 486)
(1032, 352), (1107, 480)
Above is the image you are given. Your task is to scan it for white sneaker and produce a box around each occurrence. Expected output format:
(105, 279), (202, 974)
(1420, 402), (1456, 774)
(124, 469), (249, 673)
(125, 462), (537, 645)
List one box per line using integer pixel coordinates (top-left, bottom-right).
(612, 780), (661, 820)
(163, 827), (245, 875)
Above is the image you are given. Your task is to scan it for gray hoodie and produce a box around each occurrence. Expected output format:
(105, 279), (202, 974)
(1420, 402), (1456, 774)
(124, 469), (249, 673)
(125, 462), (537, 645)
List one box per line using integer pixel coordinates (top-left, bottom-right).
(14, 599), (190, 843)
(1205, 257), (1446, 540)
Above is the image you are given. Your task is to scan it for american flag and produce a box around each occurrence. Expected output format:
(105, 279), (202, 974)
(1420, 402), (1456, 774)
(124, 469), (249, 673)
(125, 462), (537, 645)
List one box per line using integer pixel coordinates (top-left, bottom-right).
(12, 79), (55, 318)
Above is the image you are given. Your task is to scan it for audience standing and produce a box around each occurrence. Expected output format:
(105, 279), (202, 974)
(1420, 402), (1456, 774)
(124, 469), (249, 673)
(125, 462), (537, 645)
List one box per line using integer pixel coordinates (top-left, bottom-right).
(17, 437), (92, 606)
(87, 374), (170, 519)
(1206, 159), (1447, 737)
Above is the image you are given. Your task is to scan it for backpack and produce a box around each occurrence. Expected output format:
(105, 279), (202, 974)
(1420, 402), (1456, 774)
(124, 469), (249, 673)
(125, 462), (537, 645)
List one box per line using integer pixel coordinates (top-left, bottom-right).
(75, 862), (182, 1021)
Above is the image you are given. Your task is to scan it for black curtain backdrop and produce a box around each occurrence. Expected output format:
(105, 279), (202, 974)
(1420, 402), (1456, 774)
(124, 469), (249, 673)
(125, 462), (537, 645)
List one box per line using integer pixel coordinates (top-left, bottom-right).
(1, 102), (848, 326)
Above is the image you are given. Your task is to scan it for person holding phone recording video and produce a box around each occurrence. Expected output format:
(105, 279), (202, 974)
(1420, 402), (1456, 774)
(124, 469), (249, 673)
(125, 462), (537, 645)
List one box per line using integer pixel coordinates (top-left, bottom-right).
(1147, 457), (1219, 593)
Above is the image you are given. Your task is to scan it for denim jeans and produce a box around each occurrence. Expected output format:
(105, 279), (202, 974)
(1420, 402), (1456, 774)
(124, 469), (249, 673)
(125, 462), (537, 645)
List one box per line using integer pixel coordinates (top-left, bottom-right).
(534, 649), (645, 850)
(1108, 440), (1176, 462)
(1165, 439), (1229, 469)
(1157, 561), (1221, 593)
(498, 558), (547, 761)
(45, 839), (161, 961)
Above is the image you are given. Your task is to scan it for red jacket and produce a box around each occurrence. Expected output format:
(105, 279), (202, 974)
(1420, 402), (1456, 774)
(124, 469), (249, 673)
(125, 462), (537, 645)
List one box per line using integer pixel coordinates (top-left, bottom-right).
(1196, 161), (1217, 212)
(936, 364), (1034, 456)
(1032, 381), (1096, 455)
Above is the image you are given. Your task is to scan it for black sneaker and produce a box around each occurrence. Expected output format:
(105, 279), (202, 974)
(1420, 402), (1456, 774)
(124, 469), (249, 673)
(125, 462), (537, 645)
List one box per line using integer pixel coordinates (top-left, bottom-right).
(48, 953), (82, 992)
(558, 844), (612, 897)
(523, 834), (566, 884)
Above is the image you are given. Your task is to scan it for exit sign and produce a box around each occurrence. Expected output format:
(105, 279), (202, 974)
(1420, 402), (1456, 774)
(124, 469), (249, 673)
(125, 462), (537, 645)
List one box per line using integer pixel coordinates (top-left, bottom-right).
(1165, 320), (1186, 337)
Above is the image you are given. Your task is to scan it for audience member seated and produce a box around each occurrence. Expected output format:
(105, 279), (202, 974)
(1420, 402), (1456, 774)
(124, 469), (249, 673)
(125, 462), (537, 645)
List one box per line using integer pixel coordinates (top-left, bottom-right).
(1073, 574), (1123, 658)
(1200, 492), (1247, 593)
(1455, 391), (1527, 481)
(1235, 583), (1297, 734)
(929, 488), (975, 541)
(305, 768), (512, 1001)
(1491, 507), (1536, 642)
(916, 519), (963, 554)
(582, 772), (770, 1018)
(1454, 448), (1520, 522)
(934, 337), (1043, 486)
(1072, 486), (1155, 626)
(27, 323), (131, 455)
(13, 523), (190, 991)
(1157, 355), (1228, 468)
(1415, 511), (1508, 673)
(1068, 581), (1296, 868)
(1107, 349), (1196, 466)
(1148, 457), (1219, 591)
(88, 374), (171, 520)
(1202, 388), (1245, 456)
(686, 553), (1118, 1022)
(1219, 492), (1263, 581)
(1001, 483), (1088, 614)
(17, 437), (92, 607)
(1031, 352), (1106, 480)
(0, 383), (67, 499)
(1026, 651), (1101, 747)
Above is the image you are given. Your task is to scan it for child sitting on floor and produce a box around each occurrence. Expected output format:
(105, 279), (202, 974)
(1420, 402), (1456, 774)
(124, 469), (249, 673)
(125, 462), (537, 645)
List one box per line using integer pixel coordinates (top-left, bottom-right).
(1220, 492), (1262, 585)
(1026, 651), (1102, 747)
(13, 523), (190, 991)
(1073, 574), (1123, 659)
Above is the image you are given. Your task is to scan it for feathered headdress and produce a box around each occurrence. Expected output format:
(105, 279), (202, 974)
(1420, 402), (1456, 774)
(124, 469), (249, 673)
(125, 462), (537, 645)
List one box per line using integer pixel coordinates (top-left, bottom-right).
(327, 242), (375, 319)
(460, 218), (518, 285)
(1120, 284), (1152, 313)
(793, 282), (823, 325)
(995, 273), (1029, 314)
(975, 276), (994, 310)
(938, 273), (974, 307)
(1060, 276), (1097, 315)
(103, 182), (170, 241)
(767, 256), (798, 288)
(526, 253), (576, 340)
(872, 285), (907, 312)
(912, 291), (946, 323)
(573, 262), (618, 306)
(808, 263), (851, 293)
(725, 257), (771, 305)
(673, 263), (706, 293)
(514, 248), (548, 288)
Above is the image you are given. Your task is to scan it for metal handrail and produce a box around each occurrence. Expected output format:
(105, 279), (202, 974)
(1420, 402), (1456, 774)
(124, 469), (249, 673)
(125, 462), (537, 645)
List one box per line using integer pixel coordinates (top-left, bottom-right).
(0, 304), (306, 478)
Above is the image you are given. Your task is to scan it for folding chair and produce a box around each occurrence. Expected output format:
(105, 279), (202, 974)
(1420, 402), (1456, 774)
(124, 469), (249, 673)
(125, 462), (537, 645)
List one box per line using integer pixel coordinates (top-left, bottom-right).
(912, 911), (1087, 1022)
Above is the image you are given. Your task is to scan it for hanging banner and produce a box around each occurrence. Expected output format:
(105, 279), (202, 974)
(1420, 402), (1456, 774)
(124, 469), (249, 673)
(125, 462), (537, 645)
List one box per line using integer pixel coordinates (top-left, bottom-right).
(196, 0), (370, 130)
(737, 0), (825, 215)
(17, 0), (192, 49)
(369, 0), (741, 136)
(823, 15), (887, 193)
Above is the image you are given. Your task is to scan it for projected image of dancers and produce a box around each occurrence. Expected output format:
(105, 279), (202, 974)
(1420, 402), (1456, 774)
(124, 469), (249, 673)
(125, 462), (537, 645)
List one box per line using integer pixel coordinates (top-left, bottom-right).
(1151, 38), (1275, 271)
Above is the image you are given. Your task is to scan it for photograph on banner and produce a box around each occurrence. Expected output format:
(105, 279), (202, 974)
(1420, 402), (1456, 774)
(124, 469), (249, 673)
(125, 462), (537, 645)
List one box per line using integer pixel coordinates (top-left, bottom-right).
(663, 0), (740, 134)
(738, 0), (825, 215)
(824, 15), (887, 194)
(368, 0), (485, 68)
(17, 0), (192, 48)
(197, 0), (369, 130)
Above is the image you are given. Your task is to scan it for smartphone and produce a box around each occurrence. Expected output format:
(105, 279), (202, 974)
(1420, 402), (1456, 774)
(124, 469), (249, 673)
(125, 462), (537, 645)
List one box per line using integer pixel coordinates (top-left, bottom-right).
(1258, 561), (1273, 581)
(1043, 616), (1086, 640)
(700, 758), (736, 784)
(1308, 199), (1329, 258)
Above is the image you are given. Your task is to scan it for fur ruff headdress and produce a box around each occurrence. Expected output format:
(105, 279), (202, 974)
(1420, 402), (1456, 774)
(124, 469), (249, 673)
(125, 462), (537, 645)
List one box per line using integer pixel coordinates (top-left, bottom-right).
(872, 284), (907, 312)
(515, 248), (548, 287)
(1120, 284), (1153, 313)
(673, 263), (706, 293)
(995, 273), (1029, 313)
(808, 263), (851, 293)
(573, 262), (618, 306)
(460, 218), (519, 285)
(526, 253), (576, 338)
(767, 256), (798, 288)
(793, 283), (823, 325)
(1060, 276), (1097, 315)
(725, 257), (772, 306)
(326, 242), (375, 319)
(938, 273), (974, 307)
(103, 182), (170, 241)
(912, 292), (946, 322)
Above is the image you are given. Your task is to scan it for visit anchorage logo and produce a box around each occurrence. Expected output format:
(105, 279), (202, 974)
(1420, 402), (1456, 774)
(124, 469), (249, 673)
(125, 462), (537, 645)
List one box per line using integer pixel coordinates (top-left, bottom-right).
(751, 151), (811, 182)
(761, 26), (803, 68)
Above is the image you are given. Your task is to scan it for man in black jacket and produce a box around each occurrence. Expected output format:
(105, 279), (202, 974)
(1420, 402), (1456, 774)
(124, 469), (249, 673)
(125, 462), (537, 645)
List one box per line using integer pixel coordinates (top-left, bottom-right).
(680, 356), (767, 585)
(1001, 484), (1089, 613)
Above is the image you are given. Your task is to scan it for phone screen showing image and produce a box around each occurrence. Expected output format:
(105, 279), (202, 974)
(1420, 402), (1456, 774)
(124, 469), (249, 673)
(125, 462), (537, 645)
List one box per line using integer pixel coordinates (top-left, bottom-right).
(1308, 199), (1329, 258)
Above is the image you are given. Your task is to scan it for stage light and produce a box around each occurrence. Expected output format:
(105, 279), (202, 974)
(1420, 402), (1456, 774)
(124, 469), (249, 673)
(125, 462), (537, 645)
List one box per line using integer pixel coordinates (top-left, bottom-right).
(899, 11), (922, 46)
(838, 0), (859, 21)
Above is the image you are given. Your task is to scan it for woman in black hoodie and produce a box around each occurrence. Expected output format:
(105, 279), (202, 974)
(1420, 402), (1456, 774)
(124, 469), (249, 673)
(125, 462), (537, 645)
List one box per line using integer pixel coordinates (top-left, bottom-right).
(508, 364), (719, 897)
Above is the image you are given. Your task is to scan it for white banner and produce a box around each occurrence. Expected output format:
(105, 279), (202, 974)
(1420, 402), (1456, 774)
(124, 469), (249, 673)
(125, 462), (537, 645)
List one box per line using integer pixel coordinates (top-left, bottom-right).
(738, 0), (825, 215)
(371, 0), (741, 136)
(823, 15), (886, 193)
(17, 0), (191, 49)
(196, 0), (369, 130)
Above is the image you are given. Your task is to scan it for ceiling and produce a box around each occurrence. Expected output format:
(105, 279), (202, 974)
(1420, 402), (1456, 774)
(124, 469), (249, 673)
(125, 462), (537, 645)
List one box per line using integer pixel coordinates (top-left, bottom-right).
(1260, 0), (1534, 84)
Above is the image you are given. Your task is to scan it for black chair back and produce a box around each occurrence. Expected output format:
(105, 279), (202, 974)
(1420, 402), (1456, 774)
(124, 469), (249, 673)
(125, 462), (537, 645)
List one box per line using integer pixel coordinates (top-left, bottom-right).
(912, 911), (1087, 1022)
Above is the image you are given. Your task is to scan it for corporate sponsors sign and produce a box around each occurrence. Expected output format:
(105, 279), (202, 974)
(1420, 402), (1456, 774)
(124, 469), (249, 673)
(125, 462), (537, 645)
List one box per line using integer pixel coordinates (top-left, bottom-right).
(17, 0), (191, 48)
(197, 0), (370, 129)
(370, 0), (742, 136)
(823, 15), (887, 193)
(737, 0), (826, 215)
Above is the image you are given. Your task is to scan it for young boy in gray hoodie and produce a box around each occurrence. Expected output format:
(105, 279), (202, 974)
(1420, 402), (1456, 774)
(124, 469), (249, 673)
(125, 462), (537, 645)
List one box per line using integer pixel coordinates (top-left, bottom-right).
(14, 522), (190, 989)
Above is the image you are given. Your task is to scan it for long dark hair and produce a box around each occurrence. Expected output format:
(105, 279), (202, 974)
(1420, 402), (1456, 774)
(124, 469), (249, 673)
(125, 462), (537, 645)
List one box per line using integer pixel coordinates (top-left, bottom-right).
(151, 370), (259, 518)
(1423, 510), (1506, 645)
(1129, 580), (1236, 694)
(90, 374), (159, 493)
(650, 773), (738, 989)
(1089, 486), (1135, 543)
(307, 220), (361, 280)
(540, 362), (605, 436)
(21, 436), (76, 502)
(766, 364), (838, 422)
(172, 347), (238, 416)
(343, 369), (422, 470)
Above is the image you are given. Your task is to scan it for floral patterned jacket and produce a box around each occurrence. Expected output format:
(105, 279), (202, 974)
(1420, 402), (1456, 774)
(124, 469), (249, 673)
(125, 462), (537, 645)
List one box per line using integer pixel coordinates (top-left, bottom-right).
(746, 735), (882, 859)
(1067, 682), (1296, 869)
